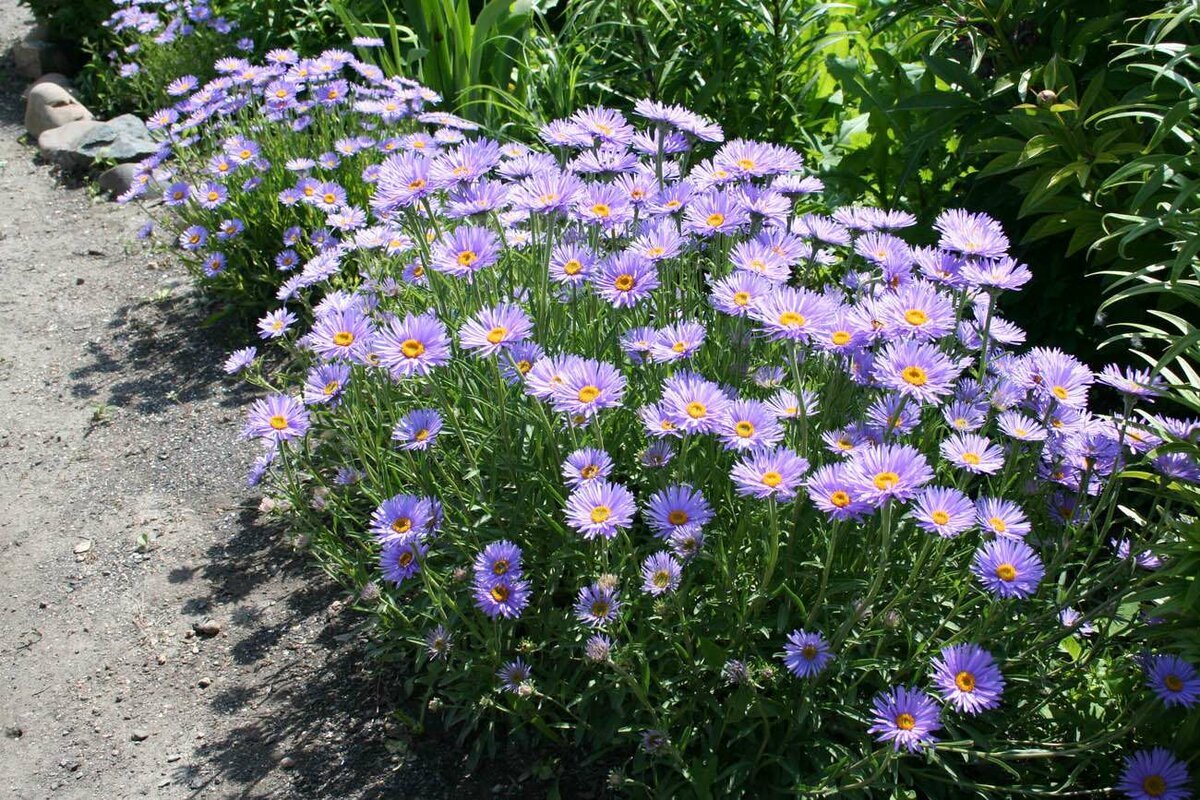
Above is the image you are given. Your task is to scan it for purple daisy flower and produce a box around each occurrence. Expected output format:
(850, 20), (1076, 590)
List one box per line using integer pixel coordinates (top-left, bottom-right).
(1144, 654), (1200, 708)
(574, 582), (621, 628)
(710, 271), (772, 317)
(257, 308), (297, 339)
(976, 497), (1031, 538)
(1059, 607), (1096, 637)
(972, 538), (1044, 599)
(941, 433), (1005, 475)
(392, 408), (442, 451)
(376, 312), (452, 378)
(179, 225), (207, 251)
(497, 658), (532, 693)
(684, 188), (750, 236)
(310, 308), (375, 362)
(223, 346), (257, 375)
(432, 225), (501, 278)
(868, 686), (942, 752)
(912, 486), (975, 537)
(882, 280), (957, 340)
(243, 395), (309, 443)
(369, 493), (438, 541)
(641, 551), (682, 596)
(459, 302), (534, 356)
(549, 358), (626, 420)
(873, 341), (965, 404)
(661, 371), (731, 435)
(474, 576), (531, 619)
(473, 540), (524, 587)
(1117, 748), (1191, 800)
(846, 444), (933, 506)
(562, 447), (614, 487)
(593, 252), (659, 308)
(1098, 364), (1166, 400)
(565, 480), (636, 540)
(730, 446), (809, 500)
(548, 242), (596, 285)
(806, 463), (873, 520)
(650, 321), (706, 363)
(997, 410), (1048, 442)
(749, 286), (834, 343)
(781, 630), (833, 678)
(302, 363), (350, 406)
(718, 399), (785, 452)
(645, 484), (713, 538)
(380, 538), (426, 585)
(934, 210), (1009, 259)
(930, 643), (1005, 715)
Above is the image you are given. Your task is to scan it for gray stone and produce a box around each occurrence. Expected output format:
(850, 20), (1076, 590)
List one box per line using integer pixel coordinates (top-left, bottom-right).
(25, 82), (93, 138)
(98, 164), (139, 198)
(37, 120), (108, 171)
(75, 115), (158, 164)
(10, 30), (74, 80)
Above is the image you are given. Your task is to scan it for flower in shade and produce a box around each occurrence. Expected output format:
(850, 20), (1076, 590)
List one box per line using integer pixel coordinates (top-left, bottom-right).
(846, 444), (933, 505)
(645, 484), (713, 538)
(432, 225), (501, 278)
(972, 538), (1044, 599)
(244, 395), (310, 443)
(806, 463), (872, 520)
(593, 252), (659, 308)
(941, 433), (1005, 474)
(303, 363), (351, 406)
(1059, 607), (1096, 637)
(641, 729), (669, 754)
(641, 551), (682, 596)
(781, 630), (833, 678)
(912, 486), (975, 537)
(474, 576), (531, 619)
(731, 446), (809, 500)
(1098, 364), (1166, 401)
(976, 497), (1031, 538)
(376, 312), (452, 378)
(718, 399), (785, 452)
(1117, 748), (1192, 800)
(868, 686), (942, 752)
(392, 408), (443, 450)
(669, 527), (705, 561)
(562, 447), (614, 487)
(380, 537), (426, 585)
(473, 540), (524, 587)
(497, 658), (532, 693)
(585, 633), (613, 662)
(930, 644), (1005, 715)
(223, 347), (257, 375)
(1144, 654), (1200, 708)
(458, 302), (533, 356)
(565, 480), (636, 539)
(873, 340), (964, 404)
(426, 625), (452, 660)
(574, 582), (621, 627)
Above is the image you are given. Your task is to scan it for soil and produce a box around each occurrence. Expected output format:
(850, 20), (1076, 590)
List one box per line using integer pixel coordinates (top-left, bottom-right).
(0, 4), (477, 797)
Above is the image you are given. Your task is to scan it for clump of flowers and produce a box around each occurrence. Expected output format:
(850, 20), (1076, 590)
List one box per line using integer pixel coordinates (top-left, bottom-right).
(127, 51), (1200, 796)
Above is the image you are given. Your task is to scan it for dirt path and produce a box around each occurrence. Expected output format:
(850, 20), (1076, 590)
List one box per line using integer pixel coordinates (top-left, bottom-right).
(0, 5), (466, 798)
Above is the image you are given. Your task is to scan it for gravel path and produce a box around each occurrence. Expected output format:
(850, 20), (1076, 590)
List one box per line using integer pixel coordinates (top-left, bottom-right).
(0, 5), (469, 798)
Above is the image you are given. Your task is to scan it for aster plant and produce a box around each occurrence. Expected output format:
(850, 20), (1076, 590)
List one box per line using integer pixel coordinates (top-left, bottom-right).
(120, 52), (1200, 797)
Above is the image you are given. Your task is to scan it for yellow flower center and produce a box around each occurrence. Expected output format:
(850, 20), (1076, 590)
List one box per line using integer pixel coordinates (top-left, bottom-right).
(706, 212), (726, 228)
(1143, 776), (1166, 797)
(391, 518), (412, 534)
(990, 517), (1007, 533)
(486, 326), (508, 345)
(407, 178), (426, 190)
(647, 246), (664, 257)
(832, 331), (851, 346)
(401, 338), (425, 358)
(733, 291), (751, 307)
(761, 471), (783, 487)
(397, 550), (413, 567)
(333, 331), (355, 347)
(836, 438), (854, 451)
(995, 563), (1017, 582)
(873, 472), (899, 491)
(1165, 675), (1183, 692)
(902, 366), (927, 386)
(578, 385), (600, 403)
(962, 452), (981, 465)
(735, 421), (755, 438)
(323, 381), (340, 396)
(1051, 385), (1069, 401)
(672, 341), (686, 353)
(563, 259), (583, 275)
(830, 491), (850, 508)
(591, 203), (611, 218)
(591, 601), (610, 617)
(323, 193), (337, 205)
(686, 401), (708, 419)
(580, 465), (600, 479)
(590, 506), (611, 524)
(517, 360), (532, 374)
(268, 415), (289, 431)
(895, 713), (916, 731)
(614, 274), (635, 291)
(931, 510), (950, 525)
(457, 250), (478, 267)
(736, 158), (755, 170)
(414, 429), (429, 441)
(653, 570), (671, 588)
(490, 584), (509, 602)
(778, 311), (806, 328)
(955, 671), (976, 692)
(207, 191), (219, 202)
(904, 309), (929, 326)
(492, 559), (508, 576)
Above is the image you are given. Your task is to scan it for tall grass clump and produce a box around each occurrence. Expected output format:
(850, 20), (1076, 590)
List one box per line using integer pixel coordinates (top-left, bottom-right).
(119, 47), (1200, 797)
